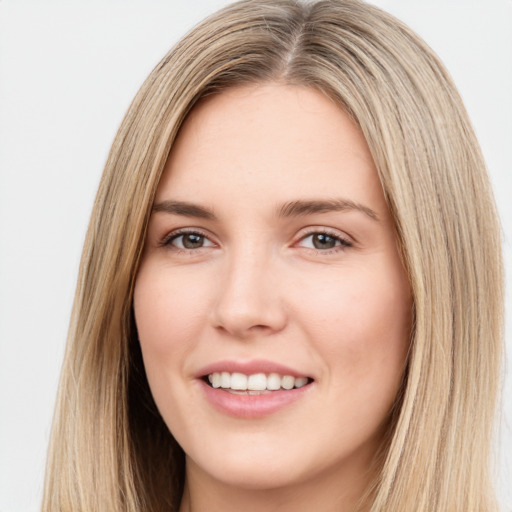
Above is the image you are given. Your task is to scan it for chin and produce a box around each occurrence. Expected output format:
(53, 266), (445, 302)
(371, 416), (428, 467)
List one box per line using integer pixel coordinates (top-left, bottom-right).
(184, 436), (315, 490)
(192, 456), (309, 491)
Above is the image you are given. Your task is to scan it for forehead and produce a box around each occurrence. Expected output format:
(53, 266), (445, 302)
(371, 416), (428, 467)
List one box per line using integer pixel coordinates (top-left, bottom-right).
(156, 84), (387, 217)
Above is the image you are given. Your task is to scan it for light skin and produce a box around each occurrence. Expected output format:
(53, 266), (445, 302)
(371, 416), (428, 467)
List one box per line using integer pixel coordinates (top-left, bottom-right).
(134, 84), (412, 512)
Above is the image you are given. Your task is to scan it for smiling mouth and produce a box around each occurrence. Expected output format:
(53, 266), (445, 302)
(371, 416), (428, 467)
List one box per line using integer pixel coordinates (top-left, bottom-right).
(204, 372), (313, 395)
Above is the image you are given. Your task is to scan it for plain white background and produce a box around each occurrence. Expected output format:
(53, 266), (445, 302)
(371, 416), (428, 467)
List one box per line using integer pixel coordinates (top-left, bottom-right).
(0, 1), (510, 511)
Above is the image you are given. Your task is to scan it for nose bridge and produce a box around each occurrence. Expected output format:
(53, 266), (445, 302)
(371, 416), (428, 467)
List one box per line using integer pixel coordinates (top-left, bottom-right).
(211, 241), (286, 337)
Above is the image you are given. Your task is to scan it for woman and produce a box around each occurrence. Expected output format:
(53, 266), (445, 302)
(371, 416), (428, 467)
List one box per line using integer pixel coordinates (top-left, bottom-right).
(42, 1), (504, 511)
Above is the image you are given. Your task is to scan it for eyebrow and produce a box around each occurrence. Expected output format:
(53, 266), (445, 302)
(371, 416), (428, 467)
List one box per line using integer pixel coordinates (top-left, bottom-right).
(152, 198), (379, 222)
(278, 199), (379, 221)
(152, 200), (216, 220)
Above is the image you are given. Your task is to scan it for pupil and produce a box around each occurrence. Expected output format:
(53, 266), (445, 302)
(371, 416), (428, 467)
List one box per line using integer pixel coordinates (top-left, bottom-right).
(313, 234), (336, 249)
(183, 234), (204, 249)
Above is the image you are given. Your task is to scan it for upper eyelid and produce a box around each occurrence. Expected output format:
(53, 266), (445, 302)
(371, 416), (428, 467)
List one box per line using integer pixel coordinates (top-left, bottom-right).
(294, 226), (354, 243)
(158, 225), (354, 247)
(294, 233), (353, 251)
(160, 227), (216, 247)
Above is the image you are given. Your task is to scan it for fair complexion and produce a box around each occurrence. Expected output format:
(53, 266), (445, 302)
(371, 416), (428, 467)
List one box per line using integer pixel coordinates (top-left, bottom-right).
(134, 84), (412, 512)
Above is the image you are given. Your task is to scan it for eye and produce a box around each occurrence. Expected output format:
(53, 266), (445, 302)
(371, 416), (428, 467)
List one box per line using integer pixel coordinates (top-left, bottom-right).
(297, 231), (352, 251)
(164, 231), (215, 250)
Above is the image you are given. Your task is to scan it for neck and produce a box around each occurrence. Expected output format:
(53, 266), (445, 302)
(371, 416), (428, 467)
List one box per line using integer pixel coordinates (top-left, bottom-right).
(178, 456), (376, 512)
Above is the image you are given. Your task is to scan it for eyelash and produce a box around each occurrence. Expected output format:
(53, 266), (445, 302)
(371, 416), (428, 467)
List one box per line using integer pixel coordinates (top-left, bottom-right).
(296, 229), (353, 254)
(159, 229), (214, 253)
(159, 228), (353, 254)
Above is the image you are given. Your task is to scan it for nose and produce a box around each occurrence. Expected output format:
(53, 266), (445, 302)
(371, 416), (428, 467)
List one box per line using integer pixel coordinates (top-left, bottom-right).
(210, 248), (287, 339)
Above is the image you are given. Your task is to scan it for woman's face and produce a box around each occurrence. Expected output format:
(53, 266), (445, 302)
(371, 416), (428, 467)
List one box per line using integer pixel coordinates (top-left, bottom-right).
(134, 84), (412, 494)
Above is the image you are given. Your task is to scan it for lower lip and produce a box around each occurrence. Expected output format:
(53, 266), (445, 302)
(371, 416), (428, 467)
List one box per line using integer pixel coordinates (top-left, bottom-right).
(199, 380), (312, 419)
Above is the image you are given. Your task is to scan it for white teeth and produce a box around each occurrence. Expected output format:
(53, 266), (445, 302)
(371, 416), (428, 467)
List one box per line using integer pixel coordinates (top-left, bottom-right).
(281, 375), (295, 390)
(247, 373), (266, 390)
(267, 373), (281, 390)
(294, 377), (308, 388)
(220, 371), (231, 388)
(211, 373), (221, 388)
(230, 372), (248, 390)
(207, 372), (310, 391)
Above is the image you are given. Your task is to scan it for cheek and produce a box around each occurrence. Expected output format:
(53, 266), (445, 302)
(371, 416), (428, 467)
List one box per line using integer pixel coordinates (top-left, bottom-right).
(299, 263), (411, 384)
(133, 263), (209, 357)
(132, 263), (206, 422)
(132, 261), (210, 447)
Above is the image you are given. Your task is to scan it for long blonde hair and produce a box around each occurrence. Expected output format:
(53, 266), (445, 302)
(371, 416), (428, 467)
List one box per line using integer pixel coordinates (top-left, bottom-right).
(42, 1), (504, 511)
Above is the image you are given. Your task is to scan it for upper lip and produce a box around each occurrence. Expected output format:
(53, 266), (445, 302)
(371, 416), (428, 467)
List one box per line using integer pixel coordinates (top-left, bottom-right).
(195, 359), (313, 379)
